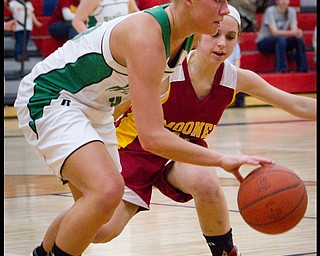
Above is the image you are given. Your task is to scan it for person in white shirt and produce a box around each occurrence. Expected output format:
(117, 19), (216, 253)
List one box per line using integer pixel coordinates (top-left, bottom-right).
(8, 0), (42, 61)
(226, 42), (245, 107)
(72, 0), (137, 33)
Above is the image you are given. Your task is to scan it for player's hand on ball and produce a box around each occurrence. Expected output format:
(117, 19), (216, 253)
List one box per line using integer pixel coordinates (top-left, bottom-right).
(219, 154), (274, 183)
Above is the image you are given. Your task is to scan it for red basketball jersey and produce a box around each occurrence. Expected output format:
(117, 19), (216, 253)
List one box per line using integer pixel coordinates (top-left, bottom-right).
(116, 53), (237, 148)
(163, 57), (236, 142)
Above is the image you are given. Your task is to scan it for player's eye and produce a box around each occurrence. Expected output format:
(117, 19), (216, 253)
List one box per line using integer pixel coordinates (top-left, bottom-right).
(226, 35), (236, 41)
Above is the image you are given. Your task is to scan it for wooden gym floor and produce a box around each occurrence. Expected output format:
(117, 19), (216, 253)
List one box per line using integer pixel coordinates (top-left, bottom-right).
(4, 105), (316, 256)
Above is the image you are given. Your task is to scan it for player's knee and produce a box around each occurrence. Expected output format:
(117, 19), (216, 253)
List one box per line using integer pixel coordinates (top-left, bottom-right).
(191, 174), (223, 201)
(93, 177), (125, 214)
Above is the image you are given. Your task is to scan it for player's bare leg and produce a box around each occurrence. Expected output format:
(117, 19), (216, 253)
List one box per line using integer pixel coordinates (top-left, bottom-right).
(167, 162), (239, 256)
(92, 200), (139, 243)
(49, 141), (124, 255)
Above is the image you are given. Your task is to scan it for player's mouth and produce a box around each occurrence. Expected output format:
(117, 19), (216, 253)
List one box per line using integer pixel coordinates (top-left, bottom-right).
(213, 51), (225, 57)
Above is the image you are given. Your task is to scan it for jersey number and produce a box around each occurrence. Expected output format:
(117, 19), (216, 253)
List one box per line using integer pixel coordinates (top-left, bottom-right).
(109, 96), (122, 107)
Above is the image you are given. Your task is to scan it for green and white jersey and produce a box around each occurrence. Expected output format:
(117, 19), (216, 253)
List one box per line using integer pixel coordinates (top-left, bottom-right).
(87, 0), (130, 28)
(15, 5), (194, 133)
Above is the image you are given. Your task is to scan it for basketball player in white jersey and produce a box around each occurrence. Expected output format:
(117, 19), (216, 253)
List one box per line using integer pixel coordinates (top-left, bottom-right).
(32, 4), (316, 256)
(15, 1), (275, 256)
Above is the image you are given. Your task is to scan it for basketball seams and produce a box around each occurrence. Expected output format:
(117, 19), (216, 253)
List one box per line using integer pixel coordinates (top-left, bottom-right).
(237, 165), (308, 234)
(238, 180), (303, 212)
(240, 184), (307, 227)
(240, 168), (303, 189)
(237, 169), (304, 209)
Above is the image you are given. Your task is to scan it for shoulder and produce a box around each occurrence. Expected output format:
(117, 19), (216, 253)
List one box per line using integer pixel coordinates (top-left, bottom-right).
(287, 7), (297, 16)
(109, 12), (166, 65)
(236, 66), (260, 92)
(8, 1), (17, 7)
(288, 7), (296, 12)
(121, 13), (163, 44)
(265, 6), (275, 12)
(263, 6), (276, 20)
(169, 61), (186, 83)
(223, 61), (237, 73)
(265, 5), (277, 15)
(220, 61), (238, 90)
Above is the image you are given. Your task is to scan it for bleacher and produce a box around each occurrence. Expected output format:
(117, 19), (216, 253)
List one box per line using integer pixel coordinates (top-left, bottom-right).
(239, 0), (317, 98)
(4, 0), (64, 57)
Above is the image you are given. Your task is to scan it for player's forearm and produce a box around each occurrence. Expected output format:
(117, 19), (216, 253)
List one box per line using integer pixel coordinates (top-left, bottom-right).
(72, 19), (87, 34)
(292, 96), (317, 120)
(139, 128), (224, 167)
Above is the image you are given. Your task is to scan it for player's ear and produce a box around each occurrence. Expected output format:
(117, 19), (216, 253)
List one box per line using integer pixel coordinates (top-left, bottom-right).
(184, 0), (193, 8)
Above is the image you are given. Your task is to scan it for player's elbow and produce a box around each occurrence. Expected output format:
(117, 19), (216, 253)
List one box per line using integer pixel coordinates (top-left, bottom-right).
(138, 132), (164, 154)
(295, 98), (316, 120)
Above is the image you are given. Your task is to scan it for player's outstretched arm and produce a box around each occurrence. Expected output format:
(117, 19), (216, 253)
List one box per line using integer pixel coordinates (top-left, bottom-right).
(237, 68), (316, 121)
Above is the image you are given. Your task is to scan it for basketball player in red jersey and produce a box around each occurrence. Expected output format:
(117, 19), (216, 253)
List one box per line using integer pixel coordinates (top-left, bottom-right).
(106, 5), (315, 256)
(31, 4), (316, 256)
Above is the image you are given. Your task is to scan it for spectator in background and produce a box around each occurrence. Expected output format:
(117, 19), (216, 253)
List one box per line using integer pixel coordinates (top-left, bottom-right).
(229, 0), (275, 32)
(4, 18), (17, 95)
(228, 0), (258, 32)
(227, 42), (241, 68)
(48, 0), (80, 40)
(256, 0), (308, 73)
(4, 18), (17, 31)
(226, 43), (245, 107)
(72, 0), (137, 34)
(7, 0), (42, 62)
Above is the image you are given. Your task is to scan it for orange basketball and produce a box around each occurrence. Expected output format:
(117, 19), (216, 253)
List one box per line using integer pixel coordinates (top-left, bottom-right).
(237, 164), (308, 234)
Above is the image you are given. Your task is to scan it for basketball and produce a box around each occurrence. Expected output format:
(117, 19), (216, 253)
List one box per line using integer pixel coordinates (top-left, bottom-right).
(237, 164), (308, 234)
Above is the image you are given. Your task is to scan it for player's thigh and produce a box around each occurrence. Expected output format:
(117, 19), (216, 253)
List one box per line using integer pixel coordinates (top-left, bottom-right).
(62, 141), (123, 195)
(166, 162), (219, 194)
(34, 104), (122, 194)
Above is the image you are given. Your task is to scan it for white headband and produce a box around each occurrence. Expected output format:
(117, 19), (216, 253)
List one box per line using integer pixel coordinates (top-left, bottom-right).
(227, 5), (241, 26)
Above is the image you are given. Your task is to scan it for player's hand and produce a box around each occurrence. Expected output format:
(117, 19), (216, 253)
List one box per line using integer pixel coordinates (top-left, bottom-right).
(220, 154), (274, 183)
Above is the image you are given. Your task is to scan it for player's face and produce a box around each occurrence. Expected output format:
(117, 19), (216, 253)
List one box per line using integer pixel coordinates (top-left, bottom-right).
(190, 0), (230, 35)
(199, 15), (239, 63)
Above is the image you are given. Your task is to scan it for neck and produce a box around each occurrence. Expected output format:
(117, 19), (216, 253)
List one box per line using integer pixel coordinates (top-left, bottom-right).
(187, 51), (221, 100)
(190, 50), (220, 78)
(166, 5), (195, 42)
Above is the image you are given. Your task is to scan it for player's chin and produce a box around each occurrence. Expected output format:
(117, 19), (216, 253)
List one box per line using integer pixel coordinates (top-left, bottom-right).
(198, 22), (219, 35)
(210, 22), (220, 34)
(203, 27), (218, 36)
